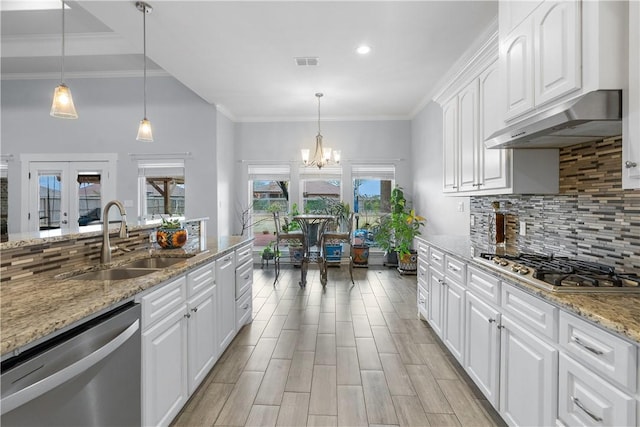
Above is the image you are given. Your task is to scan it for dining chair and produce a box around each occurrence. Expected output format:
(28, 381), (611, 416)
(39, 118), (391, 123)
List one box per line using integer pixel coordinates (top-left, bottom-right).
(319, 212), (355, 284)
(273, 211), (304, 285)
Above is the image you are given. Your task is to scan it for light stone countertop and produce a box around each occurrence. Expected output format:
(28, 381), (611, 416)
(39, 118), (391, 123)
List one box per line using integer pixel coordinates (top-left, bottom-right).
(1, 235), (252, 358)
(417, 235), (640, 344)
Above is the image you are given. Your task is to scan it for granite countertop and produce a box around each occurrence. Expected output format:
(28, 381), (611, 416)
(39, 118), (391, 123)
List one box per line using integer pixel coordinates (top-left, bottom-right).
(1, 235), (252, 358)
(417, 235), (640, 344)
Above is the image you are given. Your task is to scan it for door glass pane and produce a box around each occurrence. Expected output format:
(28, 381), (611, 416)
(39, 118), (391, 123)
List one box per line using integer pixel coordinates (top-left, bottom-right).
(353, 178), (393, 246)
(77, 173), (102, 227)
(302, 179), (341, 213)
(38, 172), (62, 230)
(251, 179), (289, 244)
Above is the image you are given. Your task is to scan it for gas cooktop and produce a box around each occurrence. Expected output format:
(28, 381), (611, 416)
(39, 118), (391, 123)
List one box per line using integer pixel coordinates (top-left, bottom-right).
(475, 253), (640, 293)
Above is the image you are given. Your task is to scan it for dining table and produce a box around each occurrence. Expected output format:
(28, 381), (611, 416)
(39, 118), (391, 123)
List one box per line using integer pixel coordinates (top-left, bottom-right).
(292, 214), (335, 287)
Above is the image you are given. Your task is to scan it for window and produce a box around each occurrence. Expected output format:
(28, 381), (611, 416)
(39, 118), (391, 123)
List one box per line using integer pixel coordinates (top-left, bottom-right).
(352, 164), (395, 245)
(248, 165), (290, 243)
(300, 166), (342, 213)
(138, 160), (185, 220)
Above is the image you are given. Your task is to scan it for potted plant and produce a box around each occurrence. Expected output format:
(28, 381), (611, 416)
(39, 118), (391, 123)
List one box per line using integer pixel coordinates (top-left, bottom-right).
(260, 241), (280, 268)
(373, 186), (425, 273)
(156, 217), (188, 249)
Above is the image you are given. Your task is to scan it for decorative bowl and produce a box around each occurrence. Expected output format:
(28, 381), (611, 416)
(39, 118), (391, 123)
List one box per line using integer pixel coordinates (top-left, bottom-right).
(156, 228), (188, 249)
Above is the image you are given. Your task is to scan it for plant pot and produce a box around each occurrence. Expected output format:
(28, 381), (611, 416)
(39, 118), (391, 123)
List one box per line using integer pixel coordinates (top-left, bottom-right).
(289, 246), (304, 266)
(324, 243), (343, 262)
(262, 253), (275, 261)
(383, 250), (398, 267)
(156, 228), (188, 249)
(397, 250), (418, 274)
(352, 244), (369, 267)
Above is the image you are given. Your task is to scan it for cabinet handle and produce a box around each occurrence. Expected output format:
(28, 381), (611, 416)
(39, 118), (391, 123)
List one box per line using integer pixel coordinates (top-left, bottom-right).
(437, 278), (445, 285)
(447, 264), (460, 273)
(244, 275), (250, 280)
(571, 336), (604, 356)
(452, 186), (458, 189)
(571, 397), (603, 423)
(184, 313), (191, 319)
(419, 298), (425, 304)
(472, 183), (482, 187)
(242, 304), (249, 310)
(488, 318), (496, 323)
(625, 160), (638, 169)
(191, 307), (198, 313)
(431, 254), (441, 261)
(223, 256), (231, 262)
(497, 325), (505, 330)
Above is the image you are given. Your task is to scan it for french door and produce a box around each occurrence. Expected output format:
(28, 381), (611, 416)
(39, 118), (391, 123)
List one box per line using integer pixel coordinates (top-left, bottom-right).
(27, 161), (115, 233)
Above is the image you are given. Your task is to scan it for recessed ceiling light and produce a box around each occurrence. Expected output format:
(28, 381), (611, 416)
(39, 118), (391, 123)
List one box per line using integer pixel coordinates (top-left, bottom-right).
(356, 45), (371, 55)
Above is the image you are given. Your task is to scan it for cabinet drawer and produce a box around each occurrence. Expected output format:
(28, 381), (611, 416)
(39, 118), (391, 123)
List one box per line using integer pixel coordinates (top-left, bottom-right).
(418, 283), (428, 313)
(187, 261), (215, 298)
(558, 353), (636, 427)
(467, 265), (501, 305)
(236, 290), (252, 330)
(235, 244), (252, 266)
(444, 255), (466, 284)
(141, 276), (187, 330)
(417, 261), (428, 288)
(559, 311), (637, 392)
(417, 240), (429, 261)
(428, 247), (445, 272)
(235, 260), (253, 300)
(501, 283), (557, 341)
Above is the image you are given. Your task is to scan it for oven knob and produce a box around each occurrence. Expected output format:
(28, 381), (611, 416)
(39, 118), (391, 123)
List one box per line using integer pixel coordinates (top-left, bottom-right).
(511, 264), (520, 272)
(500, 260), (509, 267)
(518, 267), (530, 275)
(493, 257), (501, 264)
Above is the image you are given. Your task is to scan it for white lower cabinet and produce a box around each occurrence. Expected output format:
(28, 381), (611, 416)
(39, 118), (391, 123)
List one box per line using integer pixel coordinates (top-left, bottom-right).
(427, 266), (445, 338)
(499, 314), (558, 427)
(142, 303), (188, 427)
(558, 353), (636, 427)
(187, 286), (217, 395)
(464, 291), (501, 406)
(216, 253), (236, 353)
(443, 279), (465, 363)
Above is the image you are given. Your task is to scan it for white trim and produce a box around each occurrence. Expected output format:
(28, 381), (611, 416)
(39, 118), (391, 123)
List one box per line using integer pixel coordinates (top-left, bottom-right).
(235, 114), (411, 123)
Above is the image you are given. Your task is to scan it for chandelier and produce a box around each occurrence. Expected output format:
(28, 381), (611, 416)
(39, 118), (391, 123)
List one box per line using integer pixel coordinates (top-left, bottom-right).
(301, 93), (341, 169)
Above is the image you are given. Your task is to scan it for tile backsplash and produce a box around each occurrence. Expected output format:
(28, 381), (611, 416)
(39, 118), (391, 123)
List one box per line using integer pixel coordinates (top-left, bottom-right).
(470, 137), (640, 273)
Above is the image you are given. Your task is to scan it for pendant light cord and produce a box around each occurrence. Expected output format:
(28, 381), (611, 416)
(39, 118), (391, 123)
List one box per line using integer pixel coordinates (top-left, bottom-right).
(143, 3), (147, 118)
(60, 0), (65, 83)
(317, 94), (322, 135)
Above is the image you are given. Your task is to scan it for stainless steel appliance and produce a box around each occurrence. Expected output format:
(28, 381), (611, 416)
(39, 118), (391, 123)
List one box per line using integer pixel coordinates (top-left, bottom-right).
(1, 302), (141, 426)
(476, 253), (640, 293)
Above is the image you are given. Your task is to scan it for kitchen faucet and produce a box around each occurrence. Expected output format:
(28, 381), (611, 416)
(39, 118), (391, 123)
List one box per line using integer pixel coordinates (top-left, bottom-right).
(101, 200), (129, 264)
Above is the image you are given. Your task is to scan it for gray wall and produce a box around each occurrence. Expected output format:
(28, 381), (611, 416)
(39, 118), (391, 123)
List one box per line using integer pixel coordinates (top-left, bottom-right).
(1, 76), (218, 235)
(234, 119), (413, 234)
(411, 101), (470, 236)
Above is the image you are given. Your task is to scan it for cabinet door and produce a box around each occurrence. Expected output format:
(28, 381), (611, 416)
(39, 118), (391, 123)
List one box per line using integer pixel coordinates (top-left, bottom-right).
(458, 80), (479, 192)
(442, 97), (459, 193)
(216, 253), (236, 352)
(624, 0), (640, 189)
(465, 292), (501, 405)
(443, 279), (465, 363)
(479, 62), (510, 191)
(534, 0), (581, 106)
(502, 17), (535, 121)
(142, 307), (188, 427)
(558, 353), (636, 427)
(427, 266), (445, 338)
(499, 315), (558, 427)
(187, 287), (218, 395)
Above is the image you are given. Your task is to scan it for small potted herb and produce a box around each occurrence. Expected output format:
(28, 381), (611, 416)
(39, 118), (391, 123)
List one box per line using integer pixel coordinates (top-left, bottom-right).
(156, 217), (188, 249)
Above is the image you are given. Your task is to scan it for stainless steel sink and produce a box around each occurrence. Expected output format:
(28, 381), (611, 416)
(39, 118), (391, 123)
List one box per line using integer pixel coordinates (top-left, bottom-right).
(71, 268), (158, 281)
(122, 257), (187, 269)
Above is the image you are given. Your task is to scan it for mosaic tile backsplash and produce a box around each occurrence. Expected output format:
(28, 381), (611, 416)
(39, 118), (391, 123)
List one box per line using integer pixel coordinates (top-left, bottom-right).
(470, 137), (640, 273)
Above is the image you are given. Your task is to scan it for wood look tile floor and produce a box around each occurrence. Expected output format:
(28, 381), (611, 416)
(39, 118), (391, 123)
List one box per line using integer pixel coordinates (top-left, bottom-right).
(172, 267), (506, 427)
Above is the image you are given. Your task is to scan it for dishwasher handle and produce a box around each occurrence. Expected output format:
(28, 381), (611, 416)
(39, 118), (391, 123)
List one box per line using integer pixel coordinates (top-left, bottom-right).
(1, 319), (139, 415)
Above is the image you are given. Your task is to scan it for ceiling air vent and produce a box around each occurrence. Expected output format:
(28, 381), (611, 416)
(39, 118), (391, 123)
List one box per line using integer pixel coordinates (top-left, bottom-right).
(295, 57), (319, 66)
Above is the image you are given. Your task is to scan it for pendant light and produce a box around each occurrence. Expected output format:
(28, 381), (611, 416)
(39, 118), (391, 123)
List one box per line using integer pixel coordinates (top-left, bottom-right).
(136, 1), (153, 142)
(50, 0), (78, 119)
(301, 93), (341, 169)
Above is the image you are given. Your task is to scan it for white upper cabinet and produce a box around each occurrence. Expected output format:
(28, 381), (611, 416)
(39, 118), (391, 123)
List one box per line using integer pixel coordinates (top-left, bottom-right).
(501, 18), (535, 120)
(533, 0), (581, 106)
(624, 0), (640, 189)
(458, 80), (479, 192)
(499, 0), (627, 124)
(442, 97), (459, 193)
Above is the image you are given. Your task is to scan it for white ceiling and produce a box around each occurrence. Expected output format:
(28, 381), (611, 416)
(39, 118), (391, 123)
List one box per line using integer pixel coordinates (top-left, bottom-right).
(1, 1), (497, 121)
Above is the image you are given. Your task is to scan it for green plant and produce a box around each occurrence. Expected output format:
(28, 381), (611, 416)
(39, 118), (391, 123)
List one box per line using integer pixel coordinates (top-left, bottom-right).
(281, 203), (301, 233)
(372, 186), (425, 257)
(160, 217), (182, 229)
(321, 198), (351, 231)
(261, 241), (280, 258)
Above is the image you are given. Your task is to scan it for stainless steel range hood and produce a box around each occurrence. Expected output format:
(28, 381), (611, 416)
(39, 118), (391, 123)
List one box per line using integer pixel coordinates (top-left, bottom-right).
(485, 90), (622, 149)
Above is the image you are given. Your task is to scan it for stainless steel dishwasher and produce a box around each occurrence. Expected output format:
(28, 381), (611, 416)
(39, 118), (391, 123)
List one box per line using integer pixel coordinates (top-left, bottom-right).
(1, 302), (141, 426)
